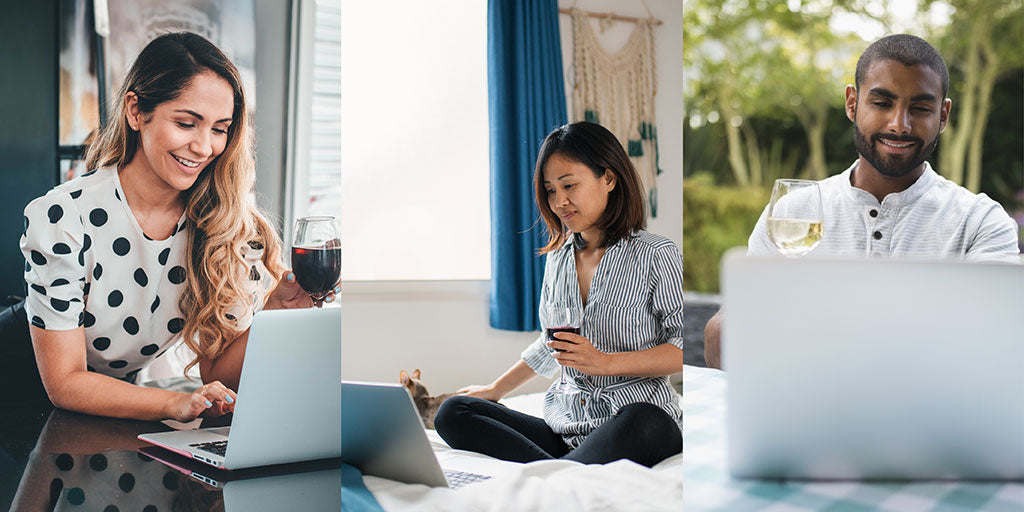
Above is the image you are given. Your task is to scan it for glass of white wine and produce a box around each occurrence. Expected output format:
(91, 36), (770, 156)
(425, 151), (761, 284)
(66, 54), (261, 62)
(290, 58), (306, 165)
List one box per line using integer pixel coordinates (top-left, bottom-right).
(766, 179), (823, 257)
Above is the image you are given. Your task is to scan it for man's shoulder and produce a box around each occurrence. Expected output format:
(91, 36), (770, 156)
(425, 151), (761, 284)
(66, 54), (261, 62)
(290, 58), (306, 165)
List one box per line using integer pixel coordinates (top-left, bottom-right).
(923, 170), (1008, 215)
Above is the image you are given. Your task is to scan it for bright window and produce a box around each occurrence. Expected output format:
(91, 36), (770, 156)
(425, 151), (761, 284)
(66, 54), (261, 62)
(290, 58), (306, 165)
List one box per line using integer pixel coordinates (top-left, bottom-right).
(339, 0), (490, 281)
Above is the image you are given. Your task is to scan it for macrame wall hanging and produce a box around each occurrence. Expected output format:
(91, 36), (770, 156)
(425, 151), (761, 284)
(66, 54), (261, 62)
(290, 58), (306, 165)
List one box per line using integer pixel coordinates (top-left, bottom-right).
(568, 6), (661, 217)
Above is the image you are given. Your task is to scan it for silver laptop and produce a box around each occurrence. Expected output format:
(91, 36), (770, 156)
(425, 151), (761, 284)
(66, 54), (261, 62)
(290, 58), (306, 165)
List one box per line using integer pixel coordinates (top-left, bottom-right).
(139, 307), (341, 470)
(722, 249), (1024, 480)
(342, 381), (509, 489)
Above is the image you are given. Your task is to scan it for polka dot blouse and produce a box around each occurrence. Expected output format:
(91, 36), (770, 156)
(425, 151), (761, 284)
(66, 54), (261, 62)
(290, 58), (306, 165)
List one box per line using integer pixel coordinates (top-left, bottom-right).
(20, 168), (275, 383)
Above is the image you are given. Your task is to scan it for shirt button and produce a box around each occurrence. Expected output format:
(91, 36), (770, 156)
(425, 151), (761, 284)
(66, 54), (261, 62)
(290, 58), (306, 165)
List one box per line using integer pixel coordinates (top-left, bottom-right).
(869, 209), (878, 218)
(873, 231), (882, 240)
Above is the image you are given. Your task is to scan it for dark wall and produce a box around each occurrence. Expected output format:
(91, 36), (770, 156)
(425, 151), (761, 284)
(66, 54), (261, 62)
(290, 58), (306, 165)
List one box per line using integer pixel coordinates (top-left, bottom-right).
(0, 0), (59, 299)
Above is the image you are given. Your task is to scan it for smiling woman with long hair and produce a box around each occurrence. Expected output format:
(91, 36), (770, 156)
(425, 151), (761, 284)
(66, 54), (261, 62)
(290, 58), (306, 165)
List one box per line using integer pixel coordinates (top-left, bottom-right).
(3, 32), (333, 421)
(435, 122), (684, 468)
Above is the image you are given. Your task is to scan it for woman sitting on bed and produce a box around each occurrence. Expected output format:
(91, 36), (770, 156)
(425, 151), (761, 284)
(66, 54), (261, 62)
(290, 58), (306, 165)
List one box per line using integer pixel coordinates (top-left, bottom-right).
(435, 121), (683, 468)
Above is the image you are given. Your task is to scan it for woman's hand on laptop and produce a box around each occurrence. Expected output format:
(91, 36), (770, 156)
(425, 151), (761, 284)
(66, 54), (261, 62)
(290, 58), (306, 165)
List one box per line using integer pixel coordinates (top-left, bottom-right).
(166, 381), (238, 422)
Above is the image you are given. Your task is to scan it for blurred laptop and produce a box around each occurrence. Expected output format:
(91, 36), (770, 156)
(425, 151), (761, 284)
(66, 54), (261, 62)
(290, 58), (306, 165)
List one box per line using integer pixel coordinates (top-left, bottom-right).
(722, 250), (1024, 480)
(342, 381), (516, 489)
(140, 307), (341, 470)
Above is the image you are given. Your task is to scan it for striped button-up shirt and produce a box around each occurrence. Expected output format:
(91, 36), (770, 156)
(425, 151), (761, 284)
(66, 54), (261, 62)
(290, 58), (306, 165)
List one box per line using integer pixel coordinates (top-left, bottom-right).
(521, 230), (685, 448)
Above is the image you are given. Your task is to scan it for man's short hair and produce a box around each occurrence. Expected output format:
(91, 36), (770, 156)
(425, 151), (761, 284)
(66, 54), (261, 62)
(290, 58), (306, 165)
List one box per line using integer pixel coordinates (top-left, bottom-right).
(855, 34), (949, 97)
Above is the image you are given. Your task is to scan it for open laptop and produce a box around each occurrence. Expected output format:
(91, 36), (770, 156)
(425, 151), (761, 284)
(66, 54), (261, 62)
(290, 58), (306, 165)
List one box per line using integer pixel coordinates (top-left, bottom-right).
(139, 306), (341, 470)
(342, 381), (514, 489)
(722, 250), (1024, 480)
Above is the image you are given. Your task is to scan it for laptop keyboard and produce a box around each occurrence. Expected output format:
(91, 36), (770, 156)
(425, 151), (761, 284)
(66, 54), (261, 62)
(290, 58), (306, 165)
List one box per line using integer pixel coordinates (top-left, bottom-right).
(189, 440), (228, 457)
(443, 469), (492, 489)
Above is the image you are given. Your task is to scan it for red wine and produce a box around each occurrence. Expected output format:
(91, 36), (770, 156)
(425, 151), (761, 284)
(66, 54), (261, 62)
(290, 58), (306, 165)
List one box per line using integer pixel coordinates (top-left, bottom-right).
(545, 326), (580, 352)
(291, 246), (341, 298)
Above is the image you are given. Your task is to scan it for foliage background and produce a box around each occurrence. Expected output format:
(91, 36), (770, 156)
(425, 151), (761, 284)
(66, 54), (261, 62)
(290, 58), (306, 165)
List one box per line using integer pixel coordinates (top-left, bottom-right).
(683, 0), (1024, 293)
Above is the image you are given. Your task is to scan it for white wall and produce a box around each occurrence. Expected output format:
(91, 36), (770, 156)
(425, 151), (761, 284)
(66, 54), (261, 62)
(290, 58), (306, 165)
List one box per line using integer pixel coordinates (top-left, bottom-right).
(341, 1), (683, 396)
(558, 0), (683, 248)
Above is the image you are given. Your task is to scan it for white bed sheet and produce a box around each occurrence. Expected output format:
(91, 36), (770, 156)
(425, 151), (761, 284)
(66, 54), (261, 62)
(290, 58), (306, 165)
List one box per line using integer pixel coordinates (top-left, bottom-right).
(363, 392), (683, 512)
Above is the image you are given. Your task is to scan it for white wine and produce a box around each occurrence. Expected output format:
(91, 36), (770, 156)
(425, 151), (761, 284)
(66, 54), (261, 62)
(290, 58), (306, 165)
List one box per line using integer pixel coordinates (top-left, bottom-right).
(766, 218), (823, 256)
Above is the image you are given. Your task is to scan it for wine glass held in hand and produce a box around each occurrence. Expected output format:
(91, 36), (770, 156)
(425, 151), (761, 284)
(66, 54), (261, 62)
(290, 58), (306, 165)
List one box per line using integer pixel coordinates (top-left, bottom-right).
(542, 303), (581, 395)
(766, 179), (824, 257)
(291, 216), (342, 304)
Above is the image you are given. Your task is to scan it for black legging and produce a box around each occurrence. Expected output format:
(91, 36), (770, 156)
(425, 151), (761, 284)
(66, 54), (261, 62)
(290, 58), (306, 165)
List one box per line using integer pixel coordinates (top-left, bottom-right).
(0, 300), (52, 408)
(434, 396), (682, 468)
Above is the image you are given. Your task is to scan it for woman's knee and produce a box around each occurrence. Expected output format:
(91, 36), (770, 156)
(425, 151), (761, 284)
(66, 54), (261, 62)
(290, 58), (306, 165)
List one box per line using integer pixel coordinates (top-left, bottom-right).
(617, 403), (680, 438)
(433, 395), (479, 435)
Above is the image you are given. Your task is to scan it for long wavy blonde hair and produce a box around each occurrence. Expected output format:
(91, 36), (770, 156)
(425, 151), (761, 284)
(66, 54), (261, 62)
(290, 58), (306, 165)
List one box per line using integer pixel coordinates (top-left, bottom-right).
(84, 32), (286, 377)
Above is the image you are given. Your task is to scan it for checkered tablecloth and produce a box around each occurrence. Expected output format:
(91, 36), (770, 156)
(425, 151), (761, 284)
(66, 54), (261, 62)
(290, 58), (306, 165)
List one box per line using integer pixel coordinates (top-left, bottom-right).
(682, 365), (1024, 511)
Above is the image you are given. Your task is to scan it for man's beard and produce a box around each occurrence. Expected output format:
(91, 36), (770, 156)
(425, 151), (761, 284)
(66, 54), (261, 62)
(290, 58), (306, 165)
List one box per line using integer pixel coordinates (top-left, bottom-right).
(853, 122), (939, 178)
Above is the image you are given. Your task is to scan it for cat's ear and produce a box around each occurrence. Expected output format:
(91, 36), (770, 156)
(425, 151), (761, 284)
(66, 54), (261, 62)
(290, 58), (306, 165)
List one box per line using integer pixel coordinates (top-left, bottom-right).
(400, 370), (410, 385)
(412, 369), (421, 380)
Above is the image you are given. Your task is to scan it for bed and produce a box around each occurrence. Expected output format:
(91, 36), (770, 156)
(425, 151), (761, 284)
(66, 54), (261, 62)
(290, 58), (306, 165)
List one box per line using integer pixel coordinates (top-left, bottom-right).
(361, 391), (683, 511)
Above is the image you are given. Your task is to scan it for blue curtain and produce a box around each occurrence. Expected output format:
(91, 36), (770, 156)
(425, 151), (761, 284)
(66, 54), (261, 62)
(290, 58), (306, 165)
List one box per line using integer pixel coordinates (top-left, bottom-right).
(488, 0), (568, 332)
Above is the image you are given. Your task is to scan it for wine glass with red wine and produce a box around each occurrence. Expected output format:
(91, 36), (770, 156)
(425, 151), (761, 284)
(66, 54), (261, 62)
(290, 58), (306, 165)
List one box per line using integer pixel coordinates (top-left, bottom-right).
(291, 216), (341, 304)
(543, 303), (581, 395)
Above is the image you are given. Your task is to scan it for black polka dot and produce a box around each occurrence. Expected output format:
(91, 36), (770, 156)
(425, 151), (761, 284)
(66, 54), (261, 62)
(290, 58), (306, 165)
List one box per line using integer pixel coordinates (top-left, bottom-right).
(177, 223), (187, 233)
(225, 313), (236, 321)
(167, 318), (185, 334)
(83, 282), (91, 296)
(70, 189), (82, 199)
(89, 208), (107, 227)
(168, 266), (186, 284)
(70, 297), (80, 302)
(158, 247), (170, 266)
(50, 298), (69, 312)
(107, 290), (123, 307)
(115, 189), (121, 201)
(93, 263), (103, 280)
(162, 471), (179, 490)
(23, 215), (29, 235)
(66, 487), (85, 506)
(89, 454), (107, 471)
(104, 506), (119, 512)
(150, 296), (160, 313)
(122, 368), (141, 383)
(30, 284), (46, 296)
(31, 250), (46, 265)
(134, 269), (148, 287)
(112, 237), (130, 256)
(109, 360), (127, 369)
(143, 232), (154, 241)
(123, 316), (139, 335)
(51, 278), (69, 286)
(141, 344), (159, 356)
(82, 233), (92, 251)
(52, 243), (71, 255)
(143, 506), (157, 512)
(118, 472), (135, 493)
(78, 312), (84, 326)
(24, 261), (30, 273)
(78, 251), (84, 266)
(31, 316), (45, 328)
(55, 453), (74, 471)
(249, 266), (261, 280)
(83, 311), (95, 328)
(66, 486), (85, 505)
(49, 478), (63, 505)
(92, 337), (110, 351)
(48, 205), (64, 223)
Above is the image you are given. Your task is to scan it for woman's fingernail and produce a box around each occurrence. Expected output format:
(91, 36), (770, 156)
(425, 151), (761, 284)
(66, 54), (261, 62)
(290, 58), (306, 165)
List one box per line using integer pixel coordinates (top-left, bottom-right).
(334, 286), (341, 294)
(204, 400), (213, 407)
(287, 273), (295, 282)
(325, 295), (334, 303)
(225, 395), (234, 404)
